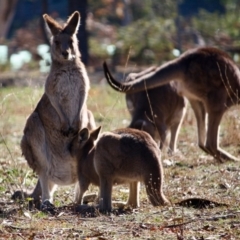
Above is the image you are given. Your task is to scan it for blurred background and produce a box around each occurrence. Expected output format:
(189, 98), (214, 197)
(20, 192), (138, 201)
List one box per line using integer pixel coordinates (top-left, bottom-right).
(0, 0), (240, 84)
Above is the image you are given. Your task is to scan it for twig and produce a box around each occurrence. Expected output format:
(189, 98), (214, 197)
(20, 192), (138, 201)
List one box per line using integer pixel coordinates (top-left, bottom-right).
(0, 132), (20, 192)
(162, 213), (237, 229)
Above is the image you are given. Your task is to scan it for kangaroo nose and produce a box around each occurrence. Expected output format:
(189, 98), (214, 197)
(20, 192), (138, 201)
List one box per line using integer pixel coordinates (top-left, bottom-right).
(62, 51), (68, 59)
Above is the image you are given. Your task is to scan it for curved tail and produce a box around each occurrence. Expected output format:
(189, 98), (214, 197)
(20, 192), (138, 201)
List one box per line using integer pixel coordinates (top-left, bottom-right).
(103, 61), (127, 92)
(103, 59), (183, 94)
(144, 172), (169, 206)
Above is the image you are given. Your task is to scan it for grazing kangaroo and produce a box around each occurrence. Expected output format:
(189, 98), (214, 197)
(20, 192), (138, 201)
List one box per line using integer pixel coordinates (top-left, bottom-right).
(103, 47), (240, 162)
(16, 12), (94, 210)
(71, 126), (169, 212)
(105, 66), (187, 153)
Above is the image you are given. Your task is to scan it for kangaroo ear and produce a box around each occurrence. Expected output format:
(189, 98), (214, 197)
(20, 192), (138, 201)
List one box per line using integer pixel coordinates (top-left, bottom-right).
(90, 126), (102, 141)
(78, 128), (90, 143)
(43, 14), (62, 36)
(63, 11), (80, 35)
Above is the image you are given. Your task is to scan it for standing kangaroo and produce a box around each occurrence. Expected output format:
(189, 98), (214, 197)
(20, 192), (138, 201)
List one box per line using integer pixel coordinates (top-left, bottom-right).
(103, 47), (240, 162)
(16, 12), (94, 209)
(104, 66), (187, 153)
(70, 126), (169, 212)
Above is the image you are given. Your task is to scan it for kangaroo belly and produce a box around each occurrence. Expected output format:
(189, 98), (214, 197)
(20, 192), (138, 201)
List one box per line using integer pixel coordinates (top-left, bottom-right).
(175, 81), (202, 101)
(47, 155), (78, 185)
(112, 176), (140, 185)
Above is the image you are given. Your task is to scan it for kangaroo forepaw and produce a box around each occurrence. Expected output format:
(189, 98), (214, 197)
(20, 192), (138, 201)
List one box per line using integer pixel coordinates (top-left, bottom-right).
(61, 126), (78, 137)
(61, 128), (70, 136)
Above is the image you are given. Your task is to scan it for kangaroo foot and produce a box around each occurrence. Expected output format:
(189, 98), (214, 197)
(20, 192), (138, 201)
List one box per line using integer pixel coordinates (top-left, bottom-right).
(12, 190), (41, 209)
(41, 200), (55, 214)
(212, 148), (240, 163)
(11, 190), (28, 201)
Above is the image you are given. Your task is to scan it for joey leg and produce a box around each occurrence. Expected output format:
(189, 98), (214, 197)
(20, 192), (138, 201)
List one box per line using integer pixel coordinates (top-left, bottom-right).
(127, 182), (140, 208)
(99, 177), (112, 212)
(74, 179), (90, 205)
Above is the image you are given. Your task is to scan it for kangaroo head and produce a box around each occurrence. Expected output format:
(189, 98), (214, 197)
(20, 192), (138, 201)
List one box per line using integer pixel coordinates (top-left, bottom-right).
(43, 11), (80, 62)
(70, 126), (100, 158)
(79, 126), (101, 143)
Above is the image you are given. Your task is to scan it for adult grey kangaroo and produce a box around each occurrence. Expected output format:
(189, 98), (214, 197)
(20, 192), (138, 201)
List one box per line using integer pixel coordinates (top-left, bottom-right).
(104, 66), (187, 153)
(16, 12), (95, 210)
(70, 127), (169, 212)
(103, 47), (240, 162)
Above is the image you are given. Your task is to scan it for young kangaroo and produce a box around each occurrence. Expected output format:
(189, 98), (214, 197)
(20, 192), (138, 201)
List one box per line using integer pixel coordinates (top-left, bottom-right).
(16, 12), (94, 209)
(71, 126), (169, 212)
(103, 47), (240, 162)
(105, 66), (187, 153)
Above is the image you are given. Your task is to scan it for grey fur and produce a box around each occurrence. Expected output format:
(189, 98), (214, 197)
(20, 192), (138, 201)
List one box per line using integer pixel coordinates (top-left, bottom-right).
(71, 127), (169, 212)
(18, 12), (95, 208)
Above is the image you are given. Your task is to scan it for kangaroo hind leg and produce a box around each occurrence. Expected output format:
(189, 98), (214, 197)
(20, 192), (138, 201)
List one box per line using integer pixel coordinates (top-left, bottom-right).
(206, 110), (239, 162)
(189, 100), (208, 153)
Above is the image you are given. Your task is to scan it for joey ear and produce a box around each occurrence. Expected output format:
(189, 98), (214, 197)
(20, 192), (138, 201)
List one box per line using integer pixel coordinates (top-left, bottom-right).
(63, 11), (80, 35)
(43, 14), (62, 36)
(90, 126), (102, 141)
(78, 128), (90, 143)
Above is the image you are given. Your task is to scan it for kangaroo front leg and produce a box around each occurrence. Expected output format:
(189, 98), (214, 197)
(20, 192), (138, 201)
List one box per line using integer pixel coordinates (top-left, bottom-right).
(127, 182), (140, 208)
(46, 94), (70, 136)
(99, 177), (112, 212)
(206, 111), (239, 162)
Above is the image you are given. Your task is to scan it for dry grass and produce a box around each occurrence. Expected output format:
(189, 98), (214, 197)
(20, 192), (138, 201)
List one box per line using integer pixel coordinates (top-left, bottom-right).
(0, 82), (240, 240)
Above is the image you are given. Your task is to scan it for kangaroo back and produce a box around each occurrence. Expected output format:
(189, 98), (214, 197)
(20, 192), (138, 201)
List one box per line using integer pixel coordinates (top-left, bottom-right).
(94, 128), (169, 210)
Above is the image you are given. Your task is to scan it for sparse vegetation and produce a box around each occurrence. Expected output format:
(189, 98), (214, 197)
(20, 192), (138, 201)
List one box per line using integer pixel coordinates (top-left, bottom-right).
(0, 79), (240, 239)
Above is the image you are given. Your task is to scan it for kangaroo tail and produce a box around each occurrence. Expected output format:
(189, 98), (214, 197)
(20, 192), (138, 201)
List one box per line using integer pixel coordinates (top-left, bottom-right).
(103, 59), (183, 94)
(103, 61), (127, 92)
(144, 173), (169, 206)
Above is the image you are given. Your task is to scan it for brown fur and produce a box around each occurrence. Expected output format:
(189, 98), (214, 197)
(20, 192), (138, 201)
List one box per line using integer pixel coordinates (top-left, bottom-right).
(71, 126), (169, 212)
(103, 47), (240, 162)
(17, 12), (95, 208)
(105, 66), (187, 153)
